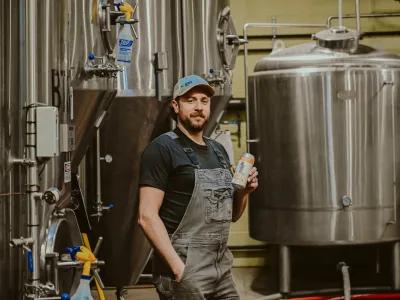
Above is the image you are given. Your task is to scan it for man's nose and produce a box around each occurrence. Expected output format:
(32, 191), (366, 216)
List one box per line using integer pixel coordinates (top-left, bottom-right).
(194, 101), (203, 110)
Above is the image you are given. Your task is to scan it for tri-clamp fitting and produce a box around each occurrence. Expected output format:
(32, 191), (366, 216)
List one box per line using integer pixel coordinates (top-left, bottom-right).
(10, 237), (34, 249)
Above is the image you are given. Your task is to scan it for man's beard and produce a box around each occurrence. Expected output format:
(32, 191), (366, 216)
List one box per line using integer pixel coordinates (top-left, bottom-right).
(178, 112), (209, 134)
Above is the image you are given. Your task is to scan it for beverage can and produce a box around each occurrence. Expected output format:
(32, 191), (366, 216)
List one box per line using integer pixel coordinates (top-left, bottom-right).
(232, 153), (255, 189)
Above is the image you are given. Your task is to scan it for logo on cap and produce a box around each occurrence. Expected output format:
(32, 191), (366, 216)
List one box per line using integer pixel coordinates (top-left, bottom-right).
(180, 81), (192, 89)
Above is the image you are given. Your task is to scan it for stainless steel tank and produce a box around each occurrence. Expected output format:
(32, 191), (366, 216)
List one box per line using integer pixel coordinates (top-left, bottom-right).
(0, 0), (25, 298)
(85, 0), (243, 288)
(1, 0), (117, 297)
(248, 27), (400, 245)
(88, 0), (174, 287)
(36, 0), (117, 295)
(180, 0), (237, 135)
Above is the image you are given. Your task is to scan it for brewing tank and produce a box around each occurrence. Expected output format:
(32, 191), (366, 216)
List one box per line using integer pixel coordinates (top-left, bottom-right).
(248, 27), (400, 245)
(0, 0), (24, 298)
(86, 0), (242, 288)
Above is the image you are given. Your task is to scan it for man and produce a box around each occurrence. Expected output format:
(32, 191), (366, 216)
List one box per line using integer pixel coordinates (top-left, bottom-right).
(138, 75), (258, 300)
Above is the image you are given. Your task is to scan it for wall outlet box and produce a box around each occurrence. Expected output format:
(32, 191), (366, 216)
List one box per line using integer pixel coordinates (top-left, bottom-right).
(36, 106), (59, 157)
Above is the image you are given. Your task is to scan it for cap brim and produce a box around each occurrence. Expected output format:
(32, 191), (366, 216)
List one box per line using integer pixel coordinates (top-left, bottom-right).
(177, 84), (215, 98)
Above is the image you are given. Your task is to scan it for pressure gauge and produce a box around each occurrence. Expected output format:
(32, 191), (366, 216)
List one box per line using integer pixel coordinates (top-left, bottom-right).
(341, 196), (352, 207)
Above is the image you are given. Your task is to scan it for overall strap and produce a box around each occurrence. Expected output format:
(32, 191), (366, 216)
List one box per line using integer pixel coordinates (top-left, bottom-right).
(205, 137), (228, 169)
(164, 131), (201, 169)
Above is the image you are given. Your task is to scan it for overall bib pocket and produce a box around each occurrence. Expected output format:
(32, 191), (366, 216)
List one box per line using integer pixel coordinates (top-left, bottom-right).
(204, 186), (233, 223)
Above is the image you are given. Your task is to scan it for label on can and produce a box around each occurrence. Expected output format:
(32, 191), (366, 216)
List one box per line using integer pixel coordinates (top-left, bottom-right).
(232, 153), (254, 189)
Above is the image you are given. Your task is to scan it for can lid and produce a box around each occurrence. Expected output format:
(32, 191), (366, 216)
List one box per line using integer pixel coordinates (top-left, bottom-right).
(241, 152), (255, 160)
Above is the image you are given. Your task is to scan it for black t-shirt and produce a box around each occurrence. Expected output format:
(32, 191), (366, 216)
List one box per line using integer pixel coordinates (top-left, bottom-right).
(139, 127), (232, 234)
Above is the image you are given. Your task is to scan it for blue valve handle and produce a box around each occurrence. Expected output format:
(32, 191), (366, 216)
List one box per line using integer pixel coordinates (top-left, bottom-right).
(66, 246), (81, 261)
(61, 293), (70, 300)
(27, 250), (33, 273)
(109, 204), (114, 209)
(210, 68), (214, 73)
(88, 53), (95, 60)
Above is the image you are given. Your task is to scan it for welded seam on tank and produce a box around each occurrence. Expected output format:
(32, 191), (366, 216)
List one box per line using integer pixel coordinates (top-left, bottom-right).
(144, 1), (152, 90)
(391, 78), (397, 223)
(160, 0), (166, 92)
(256, 204), (393, 211)
(202, 1), (208, 74)
(347, 72), (355, 240)
(71, 0), (77, 65)
(346, 73), (353, 203)
(325, 74), (337, 208)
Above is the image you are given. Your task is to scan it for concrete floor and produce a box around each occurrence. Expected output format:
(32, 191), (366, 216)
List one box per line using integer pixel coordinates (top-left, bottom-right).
(93, 267), (271, 300)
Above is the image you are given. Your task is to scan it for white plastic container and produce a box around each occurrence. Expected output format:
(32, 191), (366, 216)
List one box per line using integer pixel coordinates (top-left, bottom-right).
(71, 278), (94, 300)
(115, 24), (134, 66)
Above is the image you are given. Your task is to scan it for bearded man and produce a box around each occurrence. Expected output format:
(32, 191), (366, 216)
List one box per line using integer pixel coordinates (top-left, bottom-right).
(138, 75), (259, 300)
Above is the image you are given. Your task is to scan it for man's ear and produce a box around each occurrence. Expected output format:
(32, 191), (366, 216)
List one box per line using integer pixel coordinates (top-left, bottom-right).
(171, 99), (179, 114)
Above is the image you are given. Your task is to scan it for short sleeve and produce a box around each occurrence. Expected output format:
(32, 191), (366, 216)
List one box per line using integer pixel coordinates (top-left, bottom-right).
(139, 141), (172, 191)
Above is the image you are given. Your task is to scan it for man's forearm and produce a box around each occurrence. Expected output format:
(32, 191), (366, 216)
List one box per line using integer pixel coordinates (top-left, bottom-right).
(232, 191), (248, 222)
(139, 214), (183, 275)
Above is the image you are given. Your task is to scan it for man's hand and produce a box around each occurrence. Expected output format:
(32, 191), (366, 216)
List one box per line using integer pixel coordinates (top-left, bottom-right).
(232, 165), (259, 195)
(173, 259), (185, 281)
(231, 165), (258, 222)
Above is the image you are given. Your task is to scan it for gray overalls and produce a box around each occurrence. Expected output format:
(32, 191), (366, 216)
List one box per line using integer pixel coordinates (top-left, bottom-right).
(152, 131), (240, 300)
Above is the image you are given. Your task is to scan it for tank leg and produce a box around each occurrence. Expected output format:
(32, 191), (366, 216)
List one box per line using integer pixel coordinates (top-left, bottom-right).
(115, 287), (127, 300)
(392, 242), (400, 290)
(279, 245), (291, 295)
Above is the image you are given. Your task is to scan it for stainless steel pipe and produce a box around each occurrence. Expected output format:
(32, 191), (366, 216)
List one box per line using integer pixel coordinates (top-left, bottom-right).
(327, 13), (400, 28)
(96, 130), (102, 208)
(57, 260), (106, 268)
(338, 0), (343, 27)
(24, 0), (40, 285)
(243, 22), (328, 152)
(392, 242), (400, 290)
(355, 0), (361, 32)
(279, 245), (291, 294)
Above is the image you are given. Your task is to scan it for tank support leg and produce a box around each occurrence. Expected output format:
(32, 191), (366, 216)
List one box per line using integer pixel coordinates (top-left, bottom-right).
(115, 287), (127, 300)
(392, 242), (400, 290)
(279, 245), (291, 295)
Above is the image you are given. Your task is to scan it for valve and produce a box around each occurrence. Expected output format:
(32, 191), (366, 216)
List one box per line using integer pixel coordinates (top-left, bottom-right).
(10, 237), (34, 273)
(84, 54), (122, 78)
(100, 154), (113, 163)
(91, 203), (114, 220)
(205, 69), (227, 88)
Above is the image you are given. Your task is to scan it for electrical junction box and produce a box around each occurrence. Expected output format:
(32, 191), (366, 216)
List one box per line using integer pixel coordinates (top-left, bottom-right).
(36, 106), (59, 157)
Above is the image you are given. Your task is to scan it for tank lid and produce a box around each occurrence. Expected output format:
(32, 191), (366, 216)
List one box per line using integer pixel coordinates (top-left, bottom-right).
(313, 26), (360, 53)
(253, 39), (400, 72)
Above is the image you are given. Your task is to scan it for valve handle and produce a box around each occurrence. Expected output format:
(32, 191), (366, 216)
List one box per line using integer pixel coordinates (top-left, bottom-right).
(27, 250), (33, 273)
(61, 293), (71, 300)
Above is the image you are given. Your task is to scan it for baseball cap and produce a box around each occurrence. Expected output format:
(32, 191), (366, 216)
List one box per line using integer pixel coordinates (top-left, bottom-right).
(173, 75), (215, 100)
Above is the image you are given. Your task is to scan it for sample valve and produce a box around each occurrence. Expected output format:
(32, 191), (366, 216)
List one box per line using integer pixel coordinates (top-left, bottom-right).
(84, 54), (122, 78)
(205, 69), (227, 88)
